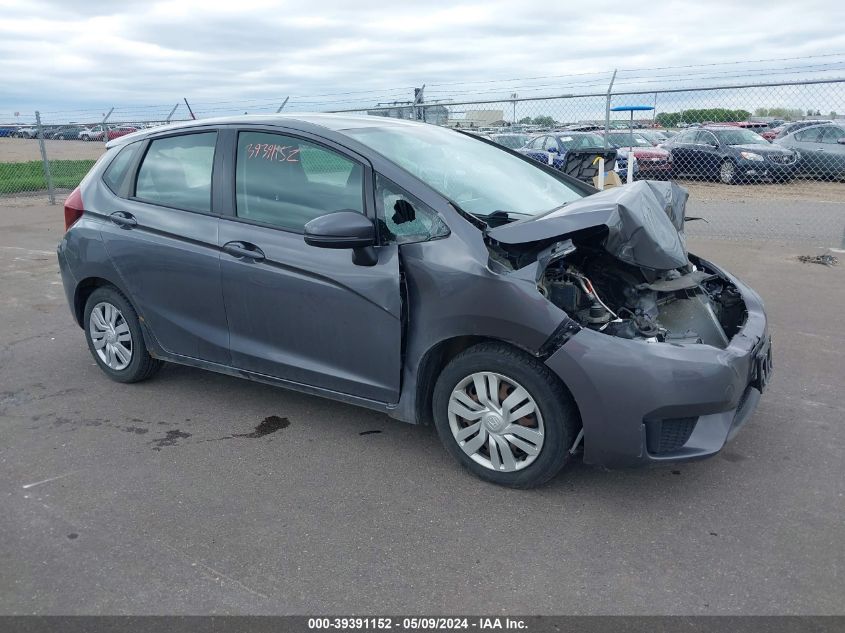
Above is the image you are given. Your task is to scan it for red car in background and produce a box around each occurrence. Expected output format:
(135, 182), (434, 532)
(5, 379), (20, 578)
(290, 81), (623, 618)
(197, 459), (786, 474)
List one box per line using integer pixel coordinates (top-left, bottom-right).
(600, 131), (673, 178)
(107, 126), (138, 140)
(761, 126), (784, 142)
(78, 125), (138, 141)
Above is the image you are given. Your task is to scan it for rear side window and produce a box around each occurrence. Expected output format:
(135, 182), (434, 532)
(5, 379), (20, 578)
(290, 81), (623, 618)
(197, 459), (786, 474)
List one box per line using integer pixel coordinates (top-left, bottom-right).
(103, 142), (141, 194)
(235, 131), (364, 232)
(135, 132), (217, 212)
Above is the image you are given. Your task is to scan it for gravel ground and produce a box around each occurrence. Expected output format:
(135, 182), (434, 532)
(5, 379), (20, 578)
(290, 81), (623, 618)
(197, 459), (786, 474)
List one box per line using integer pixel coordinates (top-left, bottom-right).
(0, 202), (843, 615)
(0, 138), (106, 163)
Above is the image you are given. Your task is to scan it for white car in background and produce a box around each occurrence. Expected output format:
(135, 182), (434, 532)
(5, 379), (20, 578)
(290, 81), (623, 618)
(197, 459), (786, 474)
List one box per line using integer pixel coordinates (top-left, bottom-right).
(78, 125), (106, 141)
(14, 126), (38, 139)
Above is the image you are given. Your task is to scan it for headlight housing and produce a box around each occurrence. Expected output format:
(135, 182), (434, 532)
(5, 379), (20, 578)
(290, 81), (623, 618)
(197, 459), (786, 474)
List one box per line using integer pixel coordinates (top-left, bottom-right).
(740, 151), (764, 162)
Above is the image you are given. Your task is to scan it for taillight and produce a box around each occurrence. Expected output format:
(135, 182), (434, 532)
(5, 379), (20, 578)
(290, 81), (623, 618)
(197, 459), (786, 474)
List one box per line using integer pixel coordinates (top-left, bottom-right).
(64, 186), (84, 231)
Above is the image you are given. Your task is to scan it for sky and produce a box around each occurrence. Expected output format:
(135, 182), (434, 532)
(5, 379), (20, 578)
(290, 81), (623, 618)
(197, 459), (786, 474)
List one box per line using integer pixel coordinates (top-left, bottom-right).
(1, 0), (845, 123)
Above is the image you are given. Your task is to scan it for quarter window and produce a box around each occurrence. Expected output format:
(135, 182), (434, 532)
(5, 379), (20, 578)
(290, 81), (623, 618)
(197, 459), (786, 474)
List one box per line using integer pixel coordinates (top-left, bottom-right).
(375, 175), (449, 245)
(103, 141), (141, 194)
(235, 131), (364, 232)
(135, 132), (217, 212)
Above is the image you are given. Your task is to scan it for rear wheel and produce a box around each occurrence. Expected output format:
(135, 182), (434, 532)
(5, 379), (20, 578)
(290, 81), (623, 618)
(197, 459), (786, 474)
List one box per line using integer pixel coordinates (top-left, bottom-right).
(83, 287), (162, 383)
(432, 343), (579, 488)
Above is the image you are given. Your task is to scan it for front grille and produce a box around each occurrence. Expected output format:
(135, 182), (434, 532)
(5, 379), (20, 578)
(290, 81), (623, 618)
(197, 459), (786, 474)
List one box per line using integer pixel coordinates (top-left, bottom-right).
(769, 154), (795, 165)
(646, 417), (698, 455)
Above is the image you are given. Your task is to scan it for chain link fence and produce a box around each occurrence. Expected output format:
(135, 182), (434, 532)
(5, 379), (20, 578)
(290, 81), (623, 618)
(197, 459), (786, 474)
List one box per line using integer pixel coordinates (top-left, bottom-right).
(2, 78), (844, 247)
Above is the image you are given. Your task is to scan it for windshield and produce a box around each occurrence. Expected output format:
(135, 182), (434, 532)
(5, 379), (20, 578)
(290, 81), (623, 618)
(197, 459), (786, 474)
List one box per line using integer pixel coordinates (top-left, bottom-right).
(492, 134), (530, 149)
(606, 132), (653, 147)
(558, 133), (604, 149)
(714, 129), (768, 145)
(345, 124), (585, 218)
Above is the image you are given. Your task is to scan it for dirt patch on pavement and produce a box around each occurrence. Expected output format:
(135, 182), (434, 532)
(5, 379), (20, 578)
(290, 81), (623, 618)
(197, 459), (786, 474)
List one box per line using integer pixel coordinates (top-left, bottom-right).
(679, 178), (845, 204)
(0, 138), (106, 163)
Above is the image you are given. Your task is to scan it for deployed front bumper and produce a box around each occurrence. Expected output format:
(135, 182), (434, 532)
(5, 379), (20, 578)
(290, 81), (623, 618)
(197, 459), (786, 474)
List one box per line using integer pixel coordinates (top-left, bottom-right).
(544, 259), (770, 468)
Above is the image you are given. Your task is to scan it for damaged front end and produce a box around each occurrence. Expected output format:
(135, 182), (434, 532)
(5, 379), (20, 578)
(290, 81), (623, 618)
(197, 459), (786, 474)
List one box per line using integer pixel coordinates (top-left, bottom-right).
(485, 180), (770, 467)
(487, 180), (746, 349)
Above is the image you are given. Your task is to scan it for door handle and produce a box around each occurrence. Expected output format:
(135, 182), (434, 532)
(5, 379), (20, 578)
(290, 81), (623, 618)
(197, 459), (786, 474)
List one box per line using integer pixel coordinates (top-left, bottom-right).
(109, 211), (137, 229)
(222, 241), (265, 262)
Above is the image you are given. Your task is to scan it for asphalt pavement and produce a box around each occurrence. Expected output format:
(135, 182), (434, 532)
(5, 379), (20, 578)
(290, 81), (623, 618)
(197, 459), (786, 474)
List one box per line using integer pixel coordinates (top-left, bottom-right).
(1, 201), (843, 615)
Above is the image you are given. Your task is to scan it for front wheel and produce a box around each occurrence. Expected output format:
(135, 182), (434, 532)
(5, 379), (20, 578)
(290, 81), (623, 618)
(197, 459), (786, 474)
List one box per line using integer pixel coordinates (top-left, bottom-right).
(719, 159), (737, 184)
(83, 286), (162, 383)
(432, 343), (580, 488)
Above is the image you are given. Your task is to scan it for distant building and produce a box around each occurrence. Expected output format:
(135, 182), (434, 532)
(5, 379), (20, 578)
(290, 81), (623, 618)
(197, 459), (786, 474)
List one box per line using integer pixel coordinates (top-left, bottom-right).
(366, 104), (449, 126)
(459, 110), (506, 128)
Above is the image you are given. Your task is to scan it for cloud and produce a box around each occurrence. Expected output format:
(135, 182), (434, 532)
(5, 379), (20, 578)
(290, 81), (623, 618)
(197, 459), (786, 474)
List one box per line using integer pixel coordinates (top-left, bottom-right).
(0, 0), (843, 122)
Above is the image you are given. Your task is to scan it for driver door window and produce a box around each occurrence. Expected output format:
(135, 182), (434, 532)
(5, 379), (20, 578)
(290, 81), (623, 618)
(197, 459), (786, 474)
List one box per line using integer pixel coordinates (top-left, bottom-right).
(235, 131), (364, 232)
(819, 127), (845, 143)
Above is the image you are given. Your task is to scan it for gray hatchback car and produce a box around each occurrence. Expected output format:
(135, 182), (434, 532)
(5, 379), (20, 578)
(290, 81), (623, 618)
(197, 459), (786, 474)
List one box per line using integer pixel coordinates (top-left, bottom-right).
(58, 114), (771, 487)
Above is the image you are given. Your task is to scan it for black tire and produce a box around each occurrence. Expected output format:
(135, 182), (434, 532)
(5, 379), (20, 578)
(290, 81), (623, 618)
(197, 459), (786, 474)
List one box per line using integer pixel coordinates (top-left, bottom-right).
(432, 342), (580, 488)
(57, 134), (65, 140)
(83, 286), (162, 383)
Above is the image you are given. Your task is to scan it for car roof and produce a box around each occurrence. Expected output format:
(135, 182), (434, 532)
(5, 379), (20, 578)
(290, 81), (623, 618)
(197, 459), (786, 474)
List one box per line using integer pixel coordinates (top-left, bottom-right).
(106, 113), (428, 148)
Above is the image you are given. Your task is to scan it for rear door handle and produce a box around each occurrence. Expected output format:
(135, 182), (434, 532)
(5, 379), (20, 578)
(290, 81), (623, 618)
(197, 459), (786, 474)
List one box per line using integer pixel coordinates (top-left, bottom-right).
(222, 241), (265, 262)
(109, 211), (137, 229)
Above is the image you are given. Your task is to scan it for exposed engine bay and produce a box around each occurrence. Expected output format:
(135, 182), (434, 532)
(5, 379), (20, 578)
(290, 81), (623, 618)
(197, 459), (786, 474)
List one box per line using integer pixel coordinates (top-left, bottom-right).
(536, 241), (746, 347)
(483, 181), (748, 348)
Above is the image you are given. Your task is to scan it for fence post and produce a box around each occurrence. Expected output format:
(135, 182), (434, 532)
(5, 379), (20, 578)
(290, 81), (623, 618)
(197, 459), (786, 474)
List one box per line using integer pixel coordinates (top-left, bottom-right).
(102, 107), (114, 146)
(165, 103), (179, 124)
(35, 111), (55, 205)
(603, 69), (617, 149)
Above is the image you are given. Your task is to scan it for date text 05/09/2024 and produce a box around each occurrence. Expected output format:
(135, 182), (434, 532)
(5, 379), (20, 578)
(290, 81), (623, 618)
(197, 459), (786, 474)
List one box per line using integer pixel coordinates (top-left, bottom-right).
(307, 617), (529, 630)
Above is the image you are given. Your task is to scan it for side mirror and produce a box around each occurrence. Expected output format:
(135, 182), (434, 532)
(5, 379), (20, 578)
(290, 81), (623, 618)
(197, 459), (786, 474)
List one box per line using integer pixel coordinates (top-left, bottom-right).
(304, 210), (377, 266)
(547, 146), (559, 154)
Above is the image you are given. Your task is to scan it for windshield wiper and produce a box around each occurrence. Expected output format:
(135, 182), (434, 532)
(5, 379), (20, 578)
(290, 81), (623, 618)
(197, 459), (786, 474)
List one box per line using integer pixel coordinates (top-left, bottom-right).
(475, 210), (532, 223)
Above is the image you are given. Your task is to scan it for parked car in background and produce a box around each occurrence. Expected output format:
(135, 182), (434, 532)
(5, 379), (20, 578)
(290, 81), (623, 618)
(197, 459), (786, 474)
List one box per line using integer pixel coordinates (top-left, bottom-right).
(769, 120), (832, 142)
(518, 132), (617, 183)
(599, 131), (672, 179)
(761, 125), (785, 142)
(732, 121), (772, 134)
(662, 126), (798, 184)
(637, 129), (672, 145)
(0, 125), (19, 137)
(44, 125), (86, 140)
(774, 123), (845, 179)
(79, 125), (106, 141)
(108, 126), (139, 140)
(57, 114), (770, 488)
(15, 126), (38, 139)
(488, 133), (532, 149)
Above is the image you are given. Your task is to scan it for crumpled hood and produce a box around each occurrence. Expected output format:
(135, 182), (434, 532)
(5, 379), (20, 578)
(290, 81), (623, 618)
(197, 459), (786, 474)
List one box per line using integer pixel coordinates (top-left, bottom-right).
(487, 180), (690, 270)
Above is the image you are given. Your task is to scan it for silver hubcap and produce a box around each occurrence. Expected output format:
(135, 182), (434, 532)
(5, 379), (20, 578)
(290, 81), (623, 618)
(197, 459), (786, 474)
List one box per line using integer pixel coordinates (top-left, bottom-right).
(721, 162), (734, 182)
(89, 301), (132, 370)
(447, 372), (545, 472)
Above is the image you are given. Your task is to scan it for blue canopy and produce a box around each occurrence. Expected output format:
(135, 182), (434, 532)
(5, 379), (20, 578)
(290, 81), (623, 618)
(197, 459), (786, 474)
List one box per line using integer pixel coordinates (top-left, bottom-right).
(610, 105), (655, 112)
